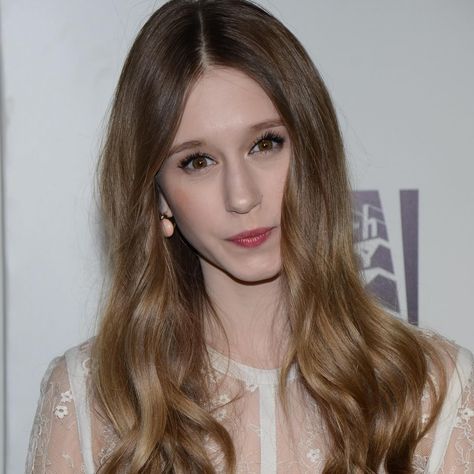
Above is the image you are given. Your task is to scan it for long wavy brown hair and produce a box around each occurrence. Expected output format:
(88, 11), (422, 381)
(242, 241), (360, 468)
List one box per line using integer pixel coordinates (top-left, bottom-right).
(93, 0), (448, 472)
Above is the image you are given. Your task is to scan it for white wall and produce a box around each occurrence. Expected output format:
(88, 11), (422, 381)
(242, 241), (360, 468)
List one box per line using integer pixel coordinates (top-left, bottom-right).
(0, 30), (5, 473)
(1, 1), (473, 472)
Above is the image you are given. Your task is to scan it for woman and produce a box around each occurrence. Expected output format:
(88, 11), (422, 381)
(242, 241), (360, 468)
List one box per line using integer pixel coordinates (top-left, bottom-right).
(26, 0), (473, 472)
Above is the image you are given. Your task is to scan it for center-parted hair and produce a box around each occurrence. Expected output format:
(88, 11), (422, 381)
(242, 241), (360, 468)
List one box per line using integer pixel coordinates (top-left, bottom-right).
(94, 1), (447, 472)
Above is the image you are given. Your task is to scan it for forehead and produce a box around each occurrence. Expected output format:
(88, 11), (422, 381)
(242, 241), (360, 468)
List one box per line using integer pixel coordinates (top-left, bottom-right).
(173, 67), (279, 143)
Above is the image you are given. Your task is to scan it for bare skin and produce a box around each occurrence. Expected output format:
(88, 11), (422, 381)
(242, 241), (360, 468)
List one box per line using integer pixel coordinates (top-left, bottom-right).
(156, 67), (291, 368)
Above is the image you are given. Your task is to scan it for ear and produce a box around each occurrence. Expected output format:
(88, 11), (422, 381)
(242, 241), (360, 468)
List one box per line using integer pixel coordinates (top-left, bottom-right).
(155, 181), (173, 217)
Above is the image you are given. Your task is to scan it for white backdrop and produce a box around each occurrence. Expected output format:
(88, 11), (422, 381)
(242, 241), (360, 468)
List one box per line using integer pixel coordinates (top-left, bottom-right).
(1, 1), (473, 472)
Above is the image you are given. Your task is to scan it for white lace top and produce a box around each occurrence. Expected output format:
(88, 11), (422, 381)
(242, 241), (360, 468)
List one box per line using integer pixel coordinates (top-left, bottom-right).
(25, 335), (474, 473)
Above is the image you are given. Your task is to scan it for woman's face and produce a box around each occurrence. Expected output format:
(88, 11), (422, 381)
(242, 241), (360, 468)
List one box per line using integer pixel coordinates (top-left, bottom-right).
(156, 67), (291, 283)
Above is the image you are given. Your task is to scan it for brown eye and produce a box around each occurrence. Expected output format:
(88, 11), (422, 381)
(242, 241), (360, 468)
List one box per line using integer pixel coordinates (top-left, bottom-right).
(192, 156), (208, 169)
(249, 133), (285, 155)
(257, 139), (273, 152)
(179, 154), (215, 172)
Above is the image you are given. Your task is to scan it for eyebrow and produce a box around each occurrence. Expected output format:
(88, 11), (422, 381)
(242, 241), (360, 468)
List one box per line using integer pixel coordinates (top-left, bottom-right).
(168, 118), (284, 156)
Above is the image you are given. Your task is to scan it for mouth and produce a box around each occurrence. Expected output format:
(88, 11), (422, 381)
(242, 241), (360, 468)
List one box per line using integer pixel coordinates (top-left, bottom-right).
(226, 227), (275, 248)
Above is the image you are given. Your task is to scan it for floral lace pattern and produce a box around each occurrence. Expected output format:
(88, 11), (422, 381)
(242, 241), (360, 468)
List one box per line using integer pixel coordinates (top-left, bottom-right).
(438, 363), (473, 473)
(25, 336), (474, 473)
(25, 355), (86, 473)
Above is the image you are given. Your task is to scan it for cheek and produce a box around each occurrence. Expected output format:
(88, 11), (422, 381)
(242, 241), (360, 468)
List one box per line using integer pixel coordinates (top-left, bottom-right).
(262, 161), (289, 206)
(167, 186), (218, 238)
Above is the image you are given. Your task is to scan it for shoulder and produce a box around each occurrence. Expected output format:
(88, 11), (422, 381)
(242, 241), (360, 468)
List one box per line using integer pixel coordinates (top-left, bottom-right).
(411, 329), (474, 471)
(63, 337), (95, 376)
(27, 339), (95, 473)
(405, 325), (473, 410)
(414, 326), (473, 423)
(411, 325), (473, 377)
(40, 338), (95, 396)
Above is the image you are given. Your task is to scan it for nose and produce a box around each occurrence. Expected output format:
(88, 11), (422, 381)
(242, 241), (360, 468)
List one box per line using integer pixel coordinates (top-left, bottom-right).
(224, 159), (262, 214)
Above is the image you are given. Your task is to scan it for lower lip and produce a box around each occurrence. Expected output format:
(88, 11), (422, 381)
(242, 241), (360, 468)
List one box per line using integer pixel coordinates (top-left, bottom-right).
(228, 229), (273, 248)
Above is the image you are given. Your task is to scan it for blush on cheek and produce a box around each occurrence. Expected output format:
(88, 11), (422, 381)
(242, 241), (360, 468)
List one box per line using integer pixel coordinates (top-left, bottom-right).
(165, 187), (192, 219)
(170, 176), (220, 208)
(167, 186), (212, 232)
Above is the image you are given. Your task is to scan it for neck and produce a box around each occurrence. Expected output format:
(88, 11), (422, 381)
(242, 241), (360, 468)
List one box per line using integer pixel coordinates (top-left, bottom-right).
(201, 260), (290, 369)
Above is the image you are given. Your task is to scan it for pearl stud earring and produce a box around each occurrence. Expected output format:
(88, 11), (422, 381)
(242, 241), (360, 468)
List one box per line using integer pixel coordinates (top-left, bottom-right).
(159, 214), (175, 238)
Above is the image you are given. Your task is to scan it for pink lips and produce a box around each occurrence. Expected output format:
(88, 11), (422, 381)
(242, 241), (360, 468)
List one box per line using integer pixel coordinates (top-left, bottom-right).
(227, 227), (274, 248)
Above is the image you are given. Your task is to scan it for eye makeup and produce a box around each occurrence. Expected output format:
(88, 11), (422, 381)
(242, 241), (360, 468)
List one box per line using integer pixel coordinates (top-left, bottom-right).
(249, 131), (285, 154)
(177, 130), (286, 172)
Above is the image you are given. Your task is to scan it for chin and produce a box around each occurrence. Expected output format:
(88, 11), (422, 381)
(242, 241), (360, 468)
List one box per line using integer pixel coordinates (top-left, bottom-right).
(198, 251), (282, 285)
(228, 263), (282, 285)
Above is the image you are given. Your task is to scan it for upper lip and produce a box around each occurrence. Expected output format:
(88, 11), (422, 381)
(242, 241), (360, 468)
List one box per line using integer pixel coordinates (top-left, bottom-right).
(227, 227), (274, 241)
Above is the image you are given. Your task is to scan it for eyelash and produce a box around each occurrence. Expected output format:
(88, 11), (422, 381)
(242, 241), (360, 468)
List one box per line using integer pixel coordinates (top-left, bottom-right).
(177, 131), (286, 172)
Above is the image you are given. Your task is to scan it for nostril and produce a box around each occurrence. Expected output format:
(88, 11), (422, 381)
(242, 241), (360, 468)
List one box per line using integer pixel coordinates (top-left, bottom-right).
(223, 171), (262, 214)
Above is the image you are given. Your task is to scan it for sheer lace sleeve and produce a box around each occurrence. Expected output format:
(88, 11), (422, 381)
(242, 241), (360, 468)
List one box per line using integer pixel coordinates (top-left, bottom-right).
(25, 355), (86, 473)
(413, 335), (474, 473)
(433, 346), (474, 473)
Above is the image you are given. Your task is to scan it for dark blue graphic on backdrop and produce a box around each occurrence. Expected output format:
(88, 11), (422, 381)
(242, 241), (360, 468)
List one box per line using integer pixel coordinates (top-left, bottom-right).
(352, 190), (419, 325)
